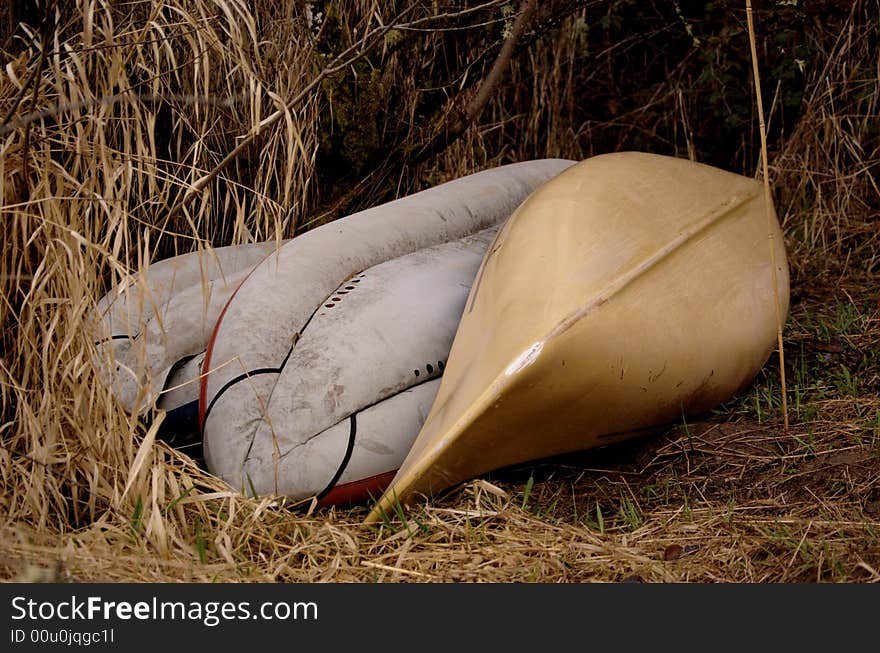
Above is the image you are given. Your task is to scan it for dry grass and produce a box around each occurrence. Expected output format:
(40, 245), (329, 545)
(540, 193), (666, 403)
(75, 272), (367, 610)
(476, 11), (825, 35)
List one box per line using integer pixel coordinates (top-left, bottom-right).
(772, 2), (880, 283)
(1, 1), (878, 583)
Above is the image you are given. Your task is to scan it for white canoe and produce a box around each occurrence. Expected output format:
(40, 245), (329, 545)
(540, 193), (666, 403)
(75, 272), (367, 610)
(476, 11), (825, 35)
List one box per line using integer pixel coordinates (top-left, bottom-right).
(152, 228), (500, 501)
(365, 152), (790, 523)
(95, 240), (286, 414)
(158, 351), (206, 412)
(209, 227), (498, 503)
(200, 160), (576, 499)
(155, 229), (499, 496)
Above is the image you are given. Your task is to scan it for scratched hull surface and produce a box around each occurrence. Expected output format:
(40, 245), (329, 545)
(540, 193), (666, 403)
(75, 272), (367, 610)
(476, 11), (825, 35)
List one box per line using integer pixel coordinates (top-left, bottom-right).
(366, 152), (790, 523)
(202, 227), (497, 502)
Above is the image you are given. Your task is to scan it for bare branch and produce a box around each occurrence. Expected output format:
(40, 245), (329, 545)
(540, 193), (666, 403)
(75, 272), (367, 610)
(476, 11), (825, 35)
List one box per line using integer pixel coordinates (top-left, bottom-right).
(159, 3), (517, 222)
(411, 0), (539, 165)
(0, 92), (246, 137)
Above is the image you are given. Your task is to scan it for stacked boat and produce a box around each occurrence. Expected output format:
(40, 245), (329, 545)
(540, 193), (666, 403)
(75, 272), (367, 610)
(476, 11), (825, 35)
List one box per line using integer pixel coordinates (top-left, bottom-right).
(93, 152), (789, 519)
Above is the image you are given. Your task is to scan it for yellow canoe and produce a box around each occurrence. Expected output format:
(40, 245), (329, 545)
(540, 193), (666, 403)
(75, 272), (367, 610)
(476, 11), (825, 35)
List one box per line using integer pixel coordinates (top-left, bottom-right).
(364, 152), (789, 524)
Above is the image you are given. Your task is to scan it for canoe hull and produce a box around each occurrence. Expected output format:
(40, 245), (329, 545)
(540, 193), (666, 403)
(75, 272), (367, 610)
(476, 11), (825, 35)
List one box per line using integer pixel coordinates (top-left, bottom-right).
(366, 152), (789, 522)
(204, 228), (496, 502)
(95, 242), (283, 415)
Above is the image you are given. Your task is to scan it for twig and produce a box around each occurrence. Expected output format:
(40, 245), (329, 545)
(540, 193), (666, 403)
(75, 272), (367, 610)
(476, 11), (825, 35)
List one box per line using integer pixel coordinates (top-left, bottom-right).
(746, 0), (789, 431)
(360, 560), (437, 579)
(0, 92), (246, 137)
(20, 14), (53, 183)
(1, 51), (42, 128)
(412, 0), (539, 164)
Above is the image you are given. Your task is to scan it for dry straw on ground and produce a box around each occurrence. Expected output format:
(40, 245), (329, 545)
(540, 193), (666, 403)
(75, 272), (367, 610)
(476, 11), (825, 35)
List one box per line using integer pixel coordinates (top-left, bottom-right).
(1, 1), (878, 582)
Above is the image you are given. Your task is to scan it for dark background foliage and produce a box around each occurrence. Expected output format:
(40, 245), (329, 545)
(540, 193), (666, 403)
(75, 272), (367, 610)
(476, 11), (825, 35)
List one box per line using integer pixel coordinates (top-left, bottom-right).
(305, 1), (859, 216)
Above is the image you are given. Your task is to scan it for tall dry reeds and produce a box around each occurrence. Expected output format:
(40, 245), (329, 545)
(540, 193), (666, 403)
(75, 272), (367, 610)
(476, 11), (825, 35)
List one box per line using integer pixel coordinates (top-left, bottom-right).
(0, 0), (530, 575)
(0, 0), (324, 538)
(771, 0), (880, 281)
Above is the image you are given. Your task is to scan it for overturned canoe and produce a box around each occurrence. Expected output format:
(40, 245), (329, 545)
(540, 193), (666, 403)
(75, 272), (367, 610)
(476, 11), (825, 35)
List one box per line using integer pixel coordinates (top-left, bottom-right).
(156, 227), (500, 502)
(200, 160), (576, 499)
(365, 151), (789, 523)
(230, 227), (498, 504)
(95, 240), (286, 414)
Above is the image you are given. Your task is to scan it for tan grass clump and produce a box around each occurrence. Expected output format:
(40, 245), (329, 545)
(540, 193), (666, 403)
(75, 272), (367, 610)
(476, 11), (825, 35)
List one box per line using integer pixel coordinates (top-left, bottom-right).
(1, 0), (320, 546)
(771, 0), (880, 281)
